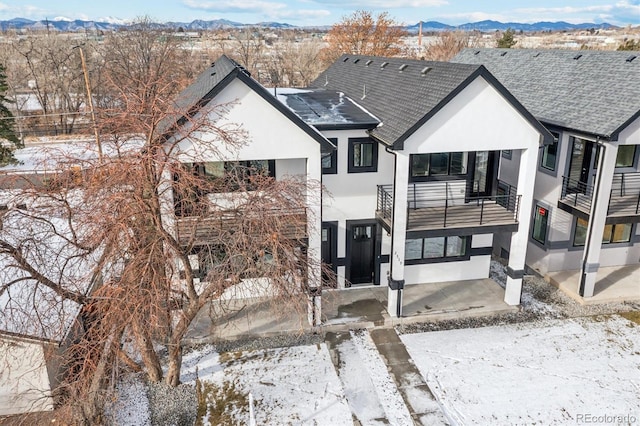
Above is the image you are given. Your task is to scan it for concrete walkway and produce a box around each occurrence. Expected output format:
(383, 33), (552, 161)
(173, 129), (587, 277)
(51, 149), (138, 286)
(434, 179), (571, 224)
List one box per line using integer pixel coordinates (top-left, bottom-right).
(369, 328), (450, 425)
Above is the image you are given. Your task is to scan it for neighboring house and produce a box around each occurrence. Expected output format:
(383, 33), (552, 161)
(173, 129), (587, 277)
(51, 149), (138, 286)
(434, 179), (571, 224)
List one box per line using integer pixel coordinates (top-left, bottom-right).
(453, 48), (640, 300)
(159, 55), (332, 325)
(278, 55), (552, 316)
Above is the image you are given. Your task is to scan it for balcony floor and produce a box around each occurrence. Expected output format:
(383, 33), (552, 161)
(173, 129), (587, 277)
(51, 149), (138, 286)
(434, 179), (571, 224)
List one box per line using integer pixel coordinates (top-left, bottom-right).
(378, 202), (518, 233)
(559, 193), (640, 220)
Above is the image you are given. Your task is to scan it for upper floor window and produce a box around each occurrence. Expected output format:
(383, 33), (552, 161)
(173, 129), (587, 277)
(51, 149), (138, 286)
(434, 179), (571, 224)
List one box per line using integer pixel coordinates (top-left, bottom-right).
(615, 145), (636, 168)
(410, 152), (467, 180)
(322, 138), (338, 175)
(540, 132), (560, 171)
(348, 138), (378, 173)
(187, 160), (275, 192)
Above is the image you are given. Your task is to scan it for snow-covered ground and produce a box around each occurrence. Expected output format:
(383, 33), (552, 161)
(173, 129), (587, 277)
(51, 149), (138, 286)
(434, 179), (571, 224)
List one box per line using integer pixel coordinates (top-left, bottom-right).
(180, 343), (353, 425)
(402, 315), (640, 425)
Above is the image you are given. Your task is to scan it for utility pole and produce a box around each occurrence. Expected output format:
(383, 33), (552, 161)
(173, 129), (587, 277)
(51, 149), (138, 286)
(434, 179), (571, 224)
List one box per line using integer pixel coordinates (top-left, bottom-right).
(75, 46), (103, 161)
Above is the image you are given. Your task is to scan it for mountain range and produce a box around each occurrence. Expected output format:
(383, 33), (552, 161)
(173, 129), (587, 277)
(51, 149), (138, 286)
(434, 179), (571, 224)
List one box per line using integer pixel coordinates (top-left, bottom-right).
(0, 17), (619, 33)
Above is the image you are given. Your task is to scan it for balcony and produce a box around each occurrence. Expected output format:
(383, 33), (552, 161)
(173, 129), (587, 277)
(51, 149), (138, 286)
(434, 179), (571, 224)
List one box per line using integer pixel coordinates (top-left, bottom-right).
(376, 182), (521, 234)
(559, 173), (640, 219)
(175, 208), (308, 246)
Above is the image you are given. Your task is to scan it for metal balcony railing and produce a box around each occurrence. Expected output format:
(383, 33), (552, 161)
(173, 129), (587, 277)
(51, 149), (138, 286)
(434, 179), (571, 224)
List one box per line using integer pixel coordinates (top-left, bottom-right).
(376, 181), (520, 231)
(560, 173), (640, 217)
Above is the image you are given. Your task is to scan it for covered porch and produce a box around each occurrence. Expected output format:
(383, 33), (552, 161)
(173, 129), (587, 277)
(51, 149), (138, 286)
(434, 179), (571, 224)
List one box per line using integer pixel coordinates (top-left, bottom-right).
(546, 265), (640, 305)
(183, 278), (515, 343)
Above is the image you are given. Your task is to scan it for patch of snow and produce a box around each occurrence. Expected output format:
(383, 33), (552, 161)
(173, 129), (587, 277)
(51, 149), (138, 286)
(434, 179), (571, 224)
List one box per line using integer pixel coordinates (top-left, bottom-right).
(107, 375), (151, 426)
(401, 315), (640, 425)
(181, 343), (352, 425)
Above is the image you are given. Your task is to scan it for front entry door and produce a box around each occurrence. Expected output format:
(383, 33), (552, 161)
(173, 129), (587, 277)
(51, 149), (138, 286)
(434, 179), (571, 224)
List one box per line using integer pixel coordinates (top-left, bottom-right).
(349, 224), (375, 285)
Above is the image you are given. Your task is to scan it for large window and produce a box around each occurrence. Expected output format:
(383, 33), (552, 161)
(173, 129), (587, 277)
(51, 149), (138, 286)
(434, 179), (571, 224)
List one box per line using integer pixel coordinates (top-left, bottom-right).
(348, 138), (378, 173)
(405, 235), (468, 263)
(573, 218), (633, 246)
(188, 160), (275, 191)
(531, 204), (549, 244)
(615, 145), (636, 168)
(322, 138), (338, 174)
(410, 152), (467, 180)
(540, 132), (560, 171)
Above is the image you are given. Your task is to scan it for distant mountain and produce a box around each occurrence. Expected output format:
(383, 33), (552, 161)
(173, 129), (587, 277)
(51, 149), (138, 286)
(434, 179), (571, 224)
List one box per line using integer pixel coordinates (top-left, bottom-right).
(0, 17), (620, 33)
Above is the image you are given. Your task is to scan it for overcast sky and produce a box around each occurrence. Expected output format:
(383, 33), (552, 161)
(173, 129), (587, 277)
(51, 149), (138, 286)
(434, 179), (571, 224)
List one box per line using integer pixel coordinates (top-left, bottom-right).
(0, 0), (638, 26)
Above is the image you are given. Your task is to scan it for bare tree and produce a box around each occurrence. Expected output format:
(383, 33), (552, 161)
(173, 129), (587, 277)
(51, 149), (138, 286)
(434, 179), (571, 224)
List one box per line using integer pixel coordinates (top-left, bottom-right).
(321, 10), (407, 63)
(0, 29), (326, 424)
(421, 31), (477, 61)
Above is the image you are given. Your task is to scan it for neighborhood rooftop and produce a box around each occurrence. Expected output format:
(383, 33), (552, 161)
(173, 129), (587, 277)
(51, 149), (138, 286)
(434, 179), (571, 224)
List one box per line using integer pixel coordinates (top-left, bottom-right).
(452, 48), (640, 139)
(308, 55), (486, 146)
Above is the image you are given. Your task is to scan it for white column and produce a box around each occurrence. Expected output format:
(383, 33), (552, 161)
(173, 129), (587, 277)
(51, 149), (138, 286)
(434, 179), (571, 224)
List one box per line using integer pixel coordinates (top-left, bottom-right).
(306, 157), (323, 326)
(505, 147), (536, 305)
(579, 143), (617, 298)
(388, 152), (409, 317)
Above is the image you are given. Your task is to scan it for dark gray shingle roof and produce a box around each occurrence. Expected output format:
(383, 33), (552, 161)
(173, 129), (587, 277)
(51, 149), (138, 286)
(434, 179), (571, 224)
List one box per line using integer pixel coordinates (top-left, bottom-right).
(452, 48), (640, 139)
(309, 55), (485, 145)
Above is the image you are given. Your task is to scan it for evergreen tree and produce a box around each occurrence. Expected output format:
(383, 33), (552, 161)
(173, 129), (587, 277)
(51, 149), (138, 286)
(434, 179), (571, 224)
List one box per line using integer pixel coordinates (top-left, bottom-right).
(0, 63), (21, 165)
(496, 28), (517, 49)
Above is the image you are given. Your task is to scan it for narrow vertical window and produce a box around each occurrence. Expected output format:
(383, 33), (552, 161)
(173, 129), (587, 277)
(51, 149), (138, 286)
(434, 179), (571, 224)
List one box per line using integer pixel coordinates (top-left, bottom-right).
(532, 204), (549, 244)
(541, 132), (559, 171)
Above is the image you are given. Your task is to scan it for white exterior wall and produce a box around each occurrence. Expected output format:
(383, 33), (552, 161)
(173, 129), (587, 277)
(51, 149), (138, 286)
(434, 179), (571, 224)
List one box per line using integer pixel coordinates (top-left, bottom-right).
(321, 128), (395, 288)
(170, 78), (324, 297)
(0, 337), (54, 416)
(395, 77), (541, 299)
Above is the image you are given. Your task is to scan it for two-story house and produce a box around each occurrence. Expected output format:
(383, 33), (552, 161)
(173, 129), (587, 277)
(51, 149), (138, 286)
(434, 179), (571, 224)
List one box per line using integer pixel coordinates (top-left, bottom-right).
(453, 48), (640, 301)
(277, 55), (552, 316)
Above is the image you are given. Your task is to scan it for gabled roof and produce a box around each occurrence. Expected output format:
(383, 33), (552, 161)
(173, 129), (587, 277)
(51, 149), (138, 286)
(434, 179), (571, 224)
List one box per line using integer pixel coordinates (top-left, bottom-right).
(309, 54), (551, 148)
(159, 55), (334, 150)
(275, 88), (380, 131)
(452, 48), (640, 140)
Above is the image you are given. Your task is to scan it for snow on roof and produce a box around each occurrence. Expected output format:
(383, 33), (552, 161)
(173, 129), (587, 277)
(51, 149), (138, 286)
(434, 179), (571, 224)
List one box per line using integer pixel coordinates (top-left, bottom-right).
(273, 88), (380, 129)
(0, 194), (100, 342)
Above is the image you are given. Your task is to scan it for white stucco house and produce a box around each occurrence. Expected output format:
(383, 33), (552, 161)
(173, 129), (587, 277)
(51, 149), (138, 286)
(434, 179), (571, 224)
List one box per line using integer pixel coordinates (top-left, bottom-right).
(169, 54), (552, 318)
(454, 48), (640, 301)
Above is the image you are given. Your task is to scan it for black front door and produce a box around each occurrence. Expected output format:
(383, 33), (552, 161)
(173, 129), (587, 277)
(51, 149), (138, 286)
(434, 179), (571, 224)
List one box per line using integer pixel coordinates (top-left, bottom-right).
(349, 223), (375, 285)
(567, 138), (594, 194)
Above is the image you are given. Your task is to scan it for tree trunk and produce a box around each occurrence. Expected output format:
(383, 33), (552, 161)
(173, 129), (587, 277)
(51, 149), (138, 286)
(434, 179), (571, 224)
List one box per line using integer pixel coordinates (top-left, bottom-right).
(135, 324), (163, 382)
(165, 339), (183, 387)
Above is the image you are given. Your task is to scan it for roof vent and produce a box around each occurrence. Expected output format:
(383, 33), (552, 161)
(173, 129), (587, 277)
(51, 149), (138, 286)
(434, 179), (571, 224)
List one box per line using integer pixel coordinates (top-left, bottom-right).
(626, 55), (637, 62)
(343, 57), (349, 62)
(533, 52), (541, 57)
(420, 66), (431, 75)
(474, 50), (480, 55)
(381, 62), (389, 69)
(366, 60), (373, 65)
(354, 58), (360, 64)
(399, 64), (408, 71)
(500, 51), (507, 57)
(573, 54), (582, 60)
(211, 72), (216, 77)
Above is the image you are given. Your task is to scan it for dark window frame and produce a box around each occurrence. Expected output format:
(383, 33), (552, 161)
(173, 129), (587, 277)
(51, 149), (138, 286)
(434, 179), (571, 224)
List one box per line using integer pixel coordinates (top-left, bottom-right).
(404, 235), (471, 265)
(347, 137), (378, 173)
(409, 152), (468, 182)
(615, 145), (637, 169)
(573, 218), (634, 246)
(531, 203), (549, 245)
(540, 131), (560, 172)
(322, 138), (338, 175)
(501, 150), (512, 160)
